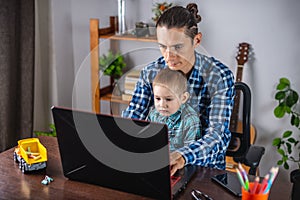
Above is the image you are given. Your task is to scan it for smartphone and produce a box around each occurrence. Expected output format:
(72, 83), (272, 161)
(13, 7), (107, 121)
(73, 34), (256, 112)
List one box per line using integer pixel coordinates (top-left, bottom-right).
(211, 172), (242, 197)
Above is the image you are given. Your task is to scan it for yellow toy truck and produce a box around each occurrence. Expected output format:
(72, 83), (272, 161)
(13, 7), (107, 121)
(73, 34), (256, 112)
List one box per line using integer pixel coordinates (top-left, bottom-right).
(13, 138), (47, 173)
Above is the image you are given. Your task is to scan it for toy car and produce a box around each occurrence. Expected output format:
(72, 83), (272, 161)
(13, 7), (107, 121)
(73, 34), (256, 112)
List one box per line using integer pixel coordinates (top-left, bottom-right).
(13, 138), (47, 173)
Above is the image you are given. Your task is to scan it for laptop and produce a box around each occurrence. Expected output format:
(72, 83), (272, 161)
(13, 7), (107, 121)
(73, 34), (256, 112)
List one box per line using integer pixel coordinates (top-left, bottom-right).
(51, 106), (196, 200)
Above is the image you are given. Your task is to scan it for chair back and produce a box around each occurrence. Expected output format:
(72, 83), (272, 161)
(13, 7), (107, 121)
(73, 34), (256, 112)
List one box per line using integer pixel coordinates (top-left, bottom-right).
(226, 82), (251, 159)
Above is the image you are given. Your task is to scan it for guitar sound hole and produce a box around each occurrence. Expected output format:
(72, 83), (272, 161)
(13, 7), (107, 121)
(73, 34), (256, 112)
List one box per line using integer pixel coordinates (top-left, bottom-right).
(228, 137), (241, 152)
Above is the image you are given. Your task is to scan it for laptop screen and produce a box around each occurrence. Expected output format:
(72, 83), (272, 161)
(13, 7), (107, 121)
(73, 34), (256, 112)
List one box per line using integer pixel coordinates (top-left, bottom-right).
(52, 106), (173, 199)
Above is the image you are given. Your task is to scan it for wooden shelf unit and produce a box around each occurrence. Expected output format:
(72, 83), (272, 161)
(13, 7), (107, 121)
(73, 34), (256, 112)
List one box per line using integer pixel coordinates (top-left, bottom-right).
(89, 17), (157, 113)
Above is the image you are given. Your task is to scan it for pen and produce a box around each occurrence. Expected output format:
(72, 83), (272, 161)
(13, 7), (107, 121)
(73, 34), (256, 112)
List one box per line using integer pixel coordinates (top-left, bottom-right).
(236, 168), (247, 191)
(191, 189), (213, 200)
(251, 176), (260, 194)
(269, 167), (279, 185)
(259, 174), (269, 194)
(238, 163), (249, 191)
(264, 166), (279, 194)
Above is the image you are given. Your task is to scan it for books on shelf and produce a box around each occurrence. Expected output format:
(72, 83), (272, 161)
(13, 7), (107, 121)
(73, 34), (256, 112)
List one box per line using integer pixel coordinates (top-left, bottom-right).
(124, 82), (136, 91)
(122, 93), (132, 101)
(122, 69), (141, 101)
(125, 69), (140, 79)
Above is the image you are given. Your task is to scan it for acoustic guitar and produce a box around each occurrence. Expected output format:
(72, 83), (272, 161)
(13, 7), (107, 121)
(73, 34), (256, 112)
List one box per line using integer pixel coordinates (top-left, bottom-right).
(226, 42), (257, 172)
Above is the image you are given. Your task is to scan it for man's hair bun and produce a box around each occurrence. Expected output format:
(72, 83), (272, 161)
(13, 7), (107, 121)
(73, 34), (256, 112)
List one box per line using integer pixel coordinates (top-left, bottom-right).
(186, 3), (201, 23)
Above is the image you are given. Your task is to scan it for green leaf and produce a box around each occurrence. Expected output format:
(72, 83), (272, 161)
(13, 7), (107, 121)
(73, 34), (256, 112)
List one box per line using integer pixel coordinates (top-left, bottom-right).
(279, 77), (290, 87)
(272, 138), (281, 146)
(275, 91), (286, 100)
(49, 123), (56, 130)
(284, 162), (290, 170)
(277, 160), (283, 165)
(293, 115), (300, 127)
(283, 130), (292, 138)
(286, 142), (292, 154)
(285, 106), (291, 114)
(287, 91), (298, 107)
(274, 105), (286, 118)
(291, 90), (299, 102)
(277, 148), (285, 156)
(291, 115), (296, 126)
(276, 83), (287, 90)
(288, 137), (297, 144)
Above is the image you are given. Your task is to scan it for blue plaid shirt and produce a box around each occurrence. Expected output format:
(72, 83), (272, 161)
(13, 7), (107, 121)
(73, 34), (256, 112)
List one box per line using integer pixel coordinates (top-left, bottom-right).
(122, 51), (235, 170)
(147, 103), (201, 152)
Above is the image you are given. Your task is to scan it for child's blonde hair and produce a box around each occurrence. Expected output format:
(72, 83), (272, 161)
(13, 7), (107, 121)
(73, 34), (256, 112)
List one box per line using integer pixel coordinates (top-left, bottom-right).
(153, 68), (187, 95)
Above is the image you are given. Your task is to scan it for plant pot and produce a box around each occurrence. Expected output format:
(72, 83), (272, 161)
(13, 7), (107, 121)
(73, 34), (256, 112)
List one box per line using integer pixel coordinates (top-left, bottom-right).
(111, 77), (122, 96)
(290, 169), (300, 200)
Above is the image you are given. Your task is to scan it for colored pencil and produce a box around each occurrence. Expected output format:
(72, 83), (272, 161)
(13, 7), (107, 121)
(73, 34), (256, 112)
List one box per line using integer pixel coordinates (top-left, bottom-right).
(238, 163), (249, 191)
(259, 174), (269, 194)
(251, 176), (260, 194)
(236, 167), (247, 191)
(264, 166), (279, 194)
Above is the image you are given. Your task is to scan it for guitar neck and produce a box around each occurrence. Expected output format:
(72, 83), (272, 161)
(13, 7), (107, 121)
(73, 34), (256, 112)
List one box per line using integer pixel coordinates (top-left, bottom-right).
(235, 65), (244, 82)
(229, 65), (244, 132)
(230, 42), (250, 132)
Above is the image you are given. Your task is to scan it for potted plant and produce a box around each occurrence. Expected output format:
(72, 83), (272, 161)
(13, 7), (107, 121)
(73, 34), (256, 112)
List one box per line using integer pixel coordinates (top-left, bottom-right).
(34, 124), (56, 137)
(99, 50), (126, 81)
(272, 77), (300, 199)
(99, 50), (126, 95)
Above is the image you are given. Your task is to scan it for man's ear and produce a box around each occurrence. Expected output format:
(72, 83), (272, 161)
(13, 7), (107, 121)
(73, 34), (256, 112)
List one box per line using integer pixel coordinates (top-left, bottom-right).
(193, 32), (202, 48)
(181, 92), (190, 103)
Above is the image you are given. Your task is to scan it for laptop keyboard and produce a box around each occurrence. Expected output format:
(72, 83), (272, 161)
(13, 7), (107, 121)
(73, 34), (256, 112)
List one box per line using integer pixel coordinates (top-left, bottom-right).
(171, 175), (181, 187)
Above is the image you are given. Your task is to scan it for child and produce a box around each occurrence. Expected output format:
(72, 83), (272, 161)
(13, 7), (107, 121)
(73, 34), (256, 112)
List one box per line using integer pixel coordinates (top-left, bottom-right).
(147, 68), (201, 152)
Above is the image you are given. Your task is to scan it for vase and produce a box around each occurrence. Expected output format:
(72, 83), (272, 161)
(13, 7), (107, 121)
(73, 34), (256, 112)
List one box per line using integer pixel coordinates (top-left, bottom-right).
(111, 77), (122, 96)
(117, 0), (126, 35)
(290, 169), (300, 200)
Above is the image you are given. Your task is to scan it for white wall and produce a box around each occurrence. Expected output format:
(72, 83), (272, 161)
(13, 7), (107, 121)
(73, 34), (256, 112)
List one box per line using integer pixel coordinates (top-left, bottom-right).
(37, 0), (300, 181)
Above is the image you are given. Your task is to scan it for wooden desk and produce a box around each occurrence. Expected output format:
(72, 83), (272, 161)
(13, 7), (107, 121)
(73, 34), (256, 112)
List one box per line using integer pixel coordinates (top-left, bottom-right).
(0, 136), (291, 199)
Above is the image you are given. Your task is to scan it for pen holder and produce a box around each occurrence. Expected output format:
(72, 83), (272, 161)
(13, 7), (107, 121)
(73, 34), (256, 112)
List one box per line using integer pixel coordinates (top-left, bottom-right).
(242, 183), (269, 200)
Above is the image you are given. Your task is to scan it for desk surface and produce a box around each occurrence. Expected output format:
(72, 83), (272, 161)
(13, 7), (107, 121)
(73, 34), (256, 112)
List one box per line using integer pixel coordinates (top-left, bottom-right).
(0, 136), (291, 199)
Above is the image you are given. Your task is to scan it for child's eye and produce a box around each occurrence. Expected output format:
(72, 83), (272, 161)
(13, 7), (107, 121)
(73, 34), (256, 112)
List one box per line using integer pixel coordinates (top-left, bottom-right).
(155, 97), (161, 101)
(166, 98), (173, 101)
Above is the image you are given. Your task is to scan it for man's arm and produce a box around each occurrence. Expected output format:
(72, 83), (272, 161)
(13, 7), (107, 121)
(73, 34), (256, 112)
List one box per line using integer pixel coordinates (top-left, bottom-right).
(171, 75), (235, 172)
(122, 72), (153, 120)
